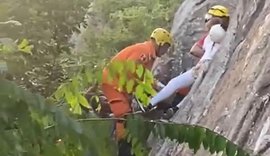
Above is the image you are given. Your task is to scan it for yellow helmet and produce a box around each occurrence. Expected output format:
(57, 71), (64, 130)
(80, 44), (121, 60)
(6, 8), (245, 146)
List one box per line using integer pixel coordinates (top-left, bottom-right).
(150, 28), (172, 46)
(207, 5), (229, 17)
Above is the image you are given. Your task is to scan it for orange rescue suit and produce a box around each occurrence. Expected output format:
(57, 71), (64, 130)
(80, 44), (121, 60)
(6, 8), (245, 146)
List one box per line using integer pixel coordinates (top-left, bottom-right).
(101, 41), (156, 140)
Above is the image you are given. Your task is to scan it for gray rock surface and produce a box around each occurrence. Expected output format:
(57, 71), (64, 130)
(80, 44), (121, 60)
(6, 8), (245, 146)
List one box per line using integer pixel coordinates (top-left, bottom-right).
(151, 0), (270, 155)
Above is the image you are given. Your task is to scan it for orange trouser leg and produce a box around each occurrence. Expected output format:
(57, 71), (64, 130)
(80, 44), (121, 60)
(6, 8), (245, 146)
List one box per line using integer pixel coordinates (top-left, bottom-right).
(177, 86), (191, 96)
(101, 83), (131, 140)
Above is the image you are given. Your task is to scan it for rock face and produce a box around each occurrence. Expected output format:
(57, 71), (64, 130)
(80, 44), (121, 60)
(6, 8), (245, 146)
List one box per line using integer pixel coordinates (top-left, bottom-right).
(152, 0), (270, 155)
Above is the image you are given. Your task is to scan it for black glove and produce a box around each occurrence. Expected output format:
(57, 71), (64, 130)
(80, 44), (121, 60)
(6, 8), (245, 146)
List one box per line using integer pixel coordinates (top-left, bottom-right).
(143, 104), (154, 112)
(172, 106), (179, 113)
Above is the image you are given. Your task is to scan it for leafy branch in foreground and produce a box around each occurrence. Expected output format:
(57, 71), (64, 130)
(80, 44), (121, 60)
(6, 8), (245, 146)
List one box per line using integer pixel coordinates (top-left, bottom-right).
(125, 115), (252, 156)
(52, 66), (102, 114)
(106, 60), (156, 106)
(0, 79), (117, 156)
(53, 60), (157, 115)
(0, 78), (252, 156)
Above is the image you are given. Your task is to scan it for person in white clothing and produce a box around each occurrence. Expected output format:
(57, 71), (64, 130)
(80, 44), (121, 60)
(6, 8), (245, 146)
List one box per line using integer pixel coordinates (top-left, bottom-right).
(165, 5), (231, 110)
(190, 5), (230, 63)
(145, 19), (228, 111)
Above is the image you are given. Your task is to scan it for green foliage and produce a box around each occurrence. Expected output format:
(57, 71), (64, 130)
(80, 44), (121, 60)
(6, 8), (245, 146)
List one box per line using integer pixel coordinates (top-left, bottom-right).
(0, 0), (90, 96)
(53, 66), (102, 114)
(107, 60), (156, 106)
(0, 38), (33, 55)
(80, 0), (180, 62)
(125, 115), (251, 156)
(1, 0), (180, 105)
(17, 39), (34, 54)
(0, 39), (33, 79)
(125, 116), (154, 156)
(0, 79), (117, 156)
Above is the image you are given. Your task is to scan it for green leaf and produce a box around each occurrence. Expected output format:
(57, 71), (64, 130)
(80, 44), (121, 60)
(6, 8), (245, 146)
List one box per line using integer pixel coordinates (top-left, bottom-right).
(65, 89), (74, 104)
(19, 45), (34, 54)
(54, 84), (65, 100)
(94, 95), (100, 103)
(141, 83), (156, 96)
(215, 135), (227, 152)
(143, 69), (154, 84)
(141, 94), (149, 106)
(73, 102), (82, 115)
(17, 39), (33, 54)
(118, 74), (127, 89)
(111, 61), (123, 75)
(126, 80), (135, 93)
(17, 39), (29, 49)
(126, 60), (136, 73)
(126, 116), (139, 136)
(176, 125), (187, 144)
(67, 94), (78, 110)
(156, 123), (166, 138)
(71, 77), (80, 92)
(136, 64), (144, 79)
(226, 141), (237, 156)
(202, 134), (209, 150)
(192, 126), (205, 153)
(117, 61), (124, 73)
(186, 126), (195, 149)
(165, 123), (179, 139)
(205, 129), (217, 154)
(78, 94), (90, 109)
(135, 85), (144, 97)
(131, 137), (139, 148)
(125, 118), (151, 156)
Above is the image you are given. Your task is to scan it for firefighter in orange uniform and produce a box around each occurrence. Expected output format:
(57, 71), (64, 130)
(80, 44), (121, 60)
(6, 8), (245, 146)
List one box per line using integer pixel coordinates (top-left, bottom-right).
(101, 28), (173, 140)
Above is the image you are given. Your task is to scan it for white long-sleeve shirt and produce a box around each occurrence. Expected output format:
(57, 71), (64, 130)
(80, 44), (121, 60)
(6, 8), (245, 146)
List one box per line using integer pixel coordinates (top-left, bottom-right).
(200, 35), (221, 61)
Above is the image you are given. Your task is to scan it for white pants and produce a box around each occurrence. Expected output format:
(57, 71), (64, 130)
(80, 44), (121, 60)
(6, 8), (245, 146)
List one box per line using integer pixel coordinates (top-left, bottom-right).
(150, 60), (211, 106)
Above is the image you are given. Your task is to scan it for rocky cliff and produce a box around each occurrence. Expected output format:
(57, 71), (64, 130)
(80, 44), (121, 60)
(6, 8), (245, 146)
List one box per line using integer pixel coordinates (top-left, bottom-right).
(151, 0), (270, 155)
